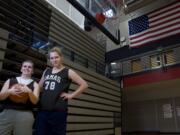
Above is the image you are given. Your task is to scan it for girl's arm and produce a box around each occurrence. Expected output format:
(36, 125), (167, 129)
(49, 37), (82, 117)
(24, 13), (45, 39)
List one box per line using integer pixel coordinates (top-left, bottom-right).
(26, 82), (40, 104)
(61, 69), (88, 100)
(0, 79), (21, 100)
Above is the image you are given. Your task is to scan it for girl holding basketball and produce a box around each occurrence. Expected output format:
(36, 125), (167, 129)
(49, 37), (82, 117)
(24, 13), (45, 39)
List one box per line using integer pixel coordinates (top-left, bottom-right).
(0, 60), (39, 135)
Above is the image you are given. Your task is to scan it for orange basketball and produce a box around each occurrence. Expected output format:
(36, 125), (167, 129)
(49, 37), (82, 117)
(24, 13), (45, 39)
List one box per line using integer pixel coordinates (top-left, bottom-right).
(9, 84), (29, 103)
(95, 13), (106, 24)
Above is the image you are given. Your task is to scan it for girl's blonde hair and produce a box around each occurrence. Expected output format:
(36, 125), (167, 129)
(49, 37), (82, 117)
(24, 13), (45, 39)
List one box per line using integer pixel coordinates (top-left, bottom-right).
(48, 47), (62, 58)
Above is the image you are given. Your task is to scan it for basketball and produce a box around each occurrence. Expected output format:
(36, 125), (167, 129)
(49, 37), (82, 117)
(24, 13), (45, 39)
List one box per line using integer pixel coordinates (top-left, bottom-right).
(95, 13), (106, 24)
(9, 84), (29, 103)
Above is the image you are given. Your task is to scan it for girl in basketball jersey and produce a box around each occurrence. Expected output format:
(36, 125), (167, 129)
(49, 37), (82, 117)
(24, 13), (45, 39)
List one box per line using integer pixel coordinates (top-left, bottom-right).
(0, 60), (40, 135)
(35, 47), (88, 135)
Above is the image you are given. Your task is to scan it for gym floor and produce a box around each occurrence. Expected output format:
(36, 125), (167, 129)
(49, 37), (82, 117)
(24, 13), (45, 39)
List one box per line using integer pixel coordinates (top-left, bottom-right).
(122, 132), (179, 135)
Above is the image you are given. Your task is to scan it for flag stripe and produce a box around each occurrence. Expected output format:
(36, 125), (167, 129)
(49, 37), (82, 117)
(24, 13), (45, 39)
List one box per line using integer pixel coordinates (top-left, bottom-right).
(150, 15), (180, 28)
(130, 29), (180, 47)
(130, 25), (180, 43)
(130, 21), (180, 40)
(128, 0), (180, 47)
(149, 8), (180, 23)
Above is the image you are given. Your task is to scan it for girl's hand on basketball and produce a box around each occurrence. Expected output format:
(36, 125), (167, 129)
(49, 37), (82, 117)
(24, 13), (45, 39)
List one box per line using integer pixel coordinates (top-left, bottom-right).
(20, 85), (32, 93)
(8, 86), (22, 96)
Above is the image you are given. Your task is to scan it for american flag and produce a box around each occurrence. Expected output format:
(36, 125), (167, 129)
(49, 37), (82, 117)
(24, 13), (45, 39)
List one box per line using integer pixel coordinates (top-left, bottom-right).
(128, 0), (180, 48)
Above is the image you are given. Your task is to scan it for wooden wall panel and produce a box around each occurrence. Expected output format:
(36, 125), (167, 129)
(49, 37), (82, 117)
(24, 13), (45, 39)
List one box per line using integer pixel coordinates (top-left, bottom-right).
(68, 107), (114, 116)
(0, 28), (8, 71)
(67, 115), (113, 123)
(67, 123), (114, 130)
(74, 93), (121, 107)
(69, 99), (120, 112)
(67, 129), (114, 135)
(49, 23), (103, 60)
(49, 9), (105, 64)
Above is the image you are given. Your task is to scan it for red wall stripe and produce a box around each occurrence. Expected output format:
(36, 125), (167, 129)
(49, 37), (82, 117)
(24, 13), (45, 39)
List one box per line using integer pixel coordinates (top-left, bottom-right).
(123, 66), (180, 87)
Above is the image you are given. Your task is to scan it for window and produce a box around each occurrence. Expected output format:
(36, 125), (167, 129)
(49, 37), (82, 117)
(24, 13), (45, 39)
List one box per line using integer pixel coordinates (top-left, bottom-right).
(150, 54), (162, 68)
(131, 59), (142, 73)
(164, 50), (175, 65)
(110, 62), (122, 75)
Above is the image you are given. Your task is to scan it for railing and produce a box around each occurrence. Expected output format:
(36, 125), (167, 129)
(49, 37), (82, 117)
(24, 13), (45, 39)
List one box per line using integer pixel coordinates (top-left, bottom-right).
(107, 44), (180, 79)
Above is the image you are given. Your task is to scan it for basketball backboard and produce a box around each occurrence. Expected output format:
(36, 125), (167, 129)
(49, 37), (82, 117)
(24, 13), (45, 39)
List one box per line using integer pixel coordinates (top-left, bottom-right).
(67, 0), (120, 44)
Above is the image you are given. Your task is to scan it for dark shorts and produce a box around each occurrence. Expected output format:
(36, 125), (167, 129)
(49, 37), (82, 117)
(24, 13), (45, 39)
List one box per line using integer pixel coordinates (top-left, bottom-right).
(34, 111), (67, 135)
